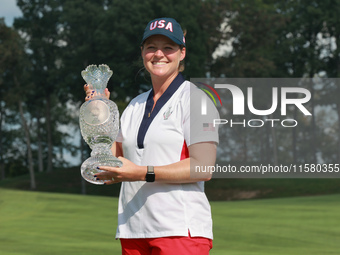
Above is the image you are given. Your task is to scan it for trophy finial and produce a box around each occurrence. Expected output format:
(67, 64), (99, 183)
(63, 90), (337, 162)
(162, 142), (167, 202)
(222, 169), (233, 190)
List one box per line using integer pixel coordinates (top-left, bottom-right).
(81, 64), (113, 90)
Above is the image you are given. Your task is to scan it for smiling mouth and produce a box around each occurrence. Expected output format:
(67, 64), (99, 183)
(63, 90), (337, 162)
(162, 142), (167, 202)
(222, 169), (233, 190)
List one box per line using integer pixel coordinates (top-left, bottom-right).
(152, 61), (168, 65)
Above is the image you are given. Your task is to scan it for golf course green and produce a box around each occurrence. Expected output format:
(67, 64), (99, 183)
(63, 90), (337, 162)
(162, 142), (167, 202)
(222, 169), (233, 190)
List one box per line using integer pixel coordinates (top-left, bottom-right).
(1, 188), (339, 254)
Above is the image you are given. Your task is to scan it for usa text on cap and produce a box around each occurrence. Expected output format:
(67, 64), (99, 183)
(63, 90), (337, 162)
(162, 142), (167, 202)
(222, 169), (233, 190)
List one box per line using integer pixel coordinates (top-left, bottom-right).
(141, 17), (186, 46)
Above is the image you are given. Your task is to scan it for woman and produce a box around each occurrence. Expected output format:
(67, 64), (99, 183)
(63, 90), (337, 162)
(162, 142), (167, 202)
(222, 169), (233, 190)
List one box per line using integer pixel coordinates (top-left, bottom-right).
(85, 17), (219, 255)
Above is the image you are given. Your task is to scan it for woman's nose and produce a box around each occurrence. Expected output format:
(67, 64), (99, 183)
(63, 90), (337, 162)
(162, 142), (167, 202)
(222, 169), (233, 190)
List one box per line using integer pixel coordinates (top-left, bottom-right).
(154, 49), (164, 57)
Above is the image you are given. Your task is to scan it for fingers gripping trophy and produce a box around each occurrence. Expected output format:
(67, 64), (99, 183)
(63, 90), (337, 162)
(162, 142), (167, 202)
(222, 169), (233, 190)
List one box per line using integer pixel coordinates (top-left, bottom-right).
(79, 64), (122, 184)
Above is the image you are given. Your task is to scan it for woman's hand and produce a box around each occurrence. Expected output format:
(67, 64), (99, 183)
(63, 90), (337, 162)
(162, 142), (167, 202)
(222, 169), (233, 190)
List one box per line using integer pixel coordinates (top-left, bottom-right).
(83, 84), (110, 101)
(94, 142), (217, 184)
(94, 157), (147, 185)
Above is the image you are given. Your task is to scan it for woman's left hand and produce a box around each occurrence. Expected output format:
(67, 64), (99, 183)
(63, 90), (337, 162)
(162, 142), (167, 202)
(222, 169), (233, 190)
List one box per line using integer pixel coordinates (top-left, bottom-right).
(94, 157), (146, 185)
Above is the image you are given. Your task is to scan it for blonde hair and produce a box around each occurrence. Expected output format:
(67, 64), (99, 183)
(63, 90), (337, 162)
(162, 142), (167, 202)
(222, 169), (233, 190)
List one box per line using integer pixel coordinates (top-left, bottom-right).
(179, 45), (185, 72)
(179, 29), (186, 72)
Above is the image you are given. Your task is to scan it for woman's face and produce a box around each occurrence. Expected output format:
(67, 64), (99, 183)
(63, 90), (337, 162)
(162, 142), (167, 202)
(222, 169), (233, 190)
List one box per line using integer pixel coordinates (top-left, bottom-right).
(141, 35), (186, 79)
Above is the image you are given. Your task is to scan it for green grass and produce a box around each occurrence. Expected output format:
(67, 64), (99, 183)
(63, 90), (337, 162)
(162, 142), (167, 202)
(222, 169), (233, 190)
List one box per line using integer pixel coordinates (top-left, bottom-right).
(212, 195), (340, 255)
(0, 188), (120, 254)
(1, 188), (340, 254)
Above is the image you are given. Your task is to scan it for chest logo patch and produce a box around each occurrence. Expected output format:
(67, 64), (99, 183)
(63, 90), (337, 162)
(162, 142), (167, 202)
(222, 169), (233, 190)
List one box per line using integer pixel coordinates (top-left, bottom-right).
(163, 106), (173, 120)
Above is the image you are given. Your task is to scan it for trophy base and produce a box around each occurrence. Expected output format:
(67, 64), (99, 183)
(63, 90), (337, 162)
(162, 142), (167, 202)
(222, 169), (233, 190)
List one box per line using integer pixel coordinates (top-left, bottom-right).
(81, 155), (123, 185)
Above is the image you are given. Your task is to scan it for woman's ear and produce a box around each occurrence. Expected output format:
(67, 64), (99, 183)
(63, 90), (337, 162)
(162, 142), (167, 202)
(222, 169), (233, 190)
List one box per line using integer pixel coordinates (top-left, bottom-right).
(180, 47), (186, 61)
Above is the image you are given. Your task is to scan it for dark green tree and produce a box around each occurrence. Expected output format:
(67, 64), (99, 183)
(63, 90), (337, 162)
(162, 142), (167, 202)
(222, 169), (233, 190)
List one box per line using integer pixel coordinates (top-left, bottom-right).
(281, 0), (337, 163)
(14, 0), (74, 172)
(0, 18), (36, 188)
(318, 0), (340, 162)
(211, 0), (288, 164)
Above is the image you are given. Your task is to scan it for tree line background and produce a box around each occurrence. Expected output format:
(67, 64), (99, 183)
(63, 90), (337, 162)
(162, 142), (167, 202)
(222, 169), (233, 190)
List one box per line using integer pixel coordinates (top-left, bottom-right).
(0, 0), (339, 190)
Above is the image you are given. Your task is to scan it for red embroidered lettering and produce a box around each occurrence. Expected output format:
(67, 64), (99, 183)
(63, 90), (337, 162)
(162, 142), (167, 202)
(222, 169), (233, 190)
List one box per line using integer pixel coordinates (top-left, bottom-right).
(165, 22), (173, 32)
(150, 21), (158, 30)
(158, 20), (165, 28)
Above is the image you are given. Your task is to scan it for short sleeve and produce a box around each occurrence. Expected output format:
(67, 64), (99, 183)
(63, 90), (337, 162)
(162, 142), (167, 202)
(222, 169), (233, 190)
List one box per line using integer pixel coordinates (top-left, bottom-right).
(116, 129), (123, 143)
(183, 83), (219, 146)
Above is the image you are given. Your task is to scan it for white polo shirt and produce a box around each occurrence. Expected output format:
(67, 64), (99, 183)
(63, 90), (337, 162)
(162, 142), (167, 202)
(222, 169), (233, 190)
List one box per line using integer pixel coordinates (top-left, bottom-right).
(115, 73), (219, 239)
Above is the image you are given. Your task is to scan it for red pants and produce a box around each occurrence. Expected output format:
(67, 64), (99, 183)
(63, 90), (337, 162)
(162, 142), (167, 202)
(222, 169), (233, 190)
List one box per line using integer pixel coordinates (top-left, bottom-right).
(120, 233), (212, 255)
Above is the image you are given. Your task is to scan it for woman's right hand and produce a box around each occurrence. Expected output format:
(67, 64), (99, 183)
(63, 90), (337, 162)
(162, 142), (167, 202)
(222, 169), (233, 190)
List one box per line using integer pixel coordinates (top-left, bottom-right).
(83, 84), (110, 101)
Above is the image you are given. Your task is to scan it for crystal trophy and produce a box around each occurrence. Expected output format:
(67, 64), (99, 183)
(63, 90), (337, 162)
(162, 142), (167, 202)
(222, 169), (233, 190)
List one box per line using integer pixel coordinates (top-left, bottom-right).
(79, 64), (122, 184)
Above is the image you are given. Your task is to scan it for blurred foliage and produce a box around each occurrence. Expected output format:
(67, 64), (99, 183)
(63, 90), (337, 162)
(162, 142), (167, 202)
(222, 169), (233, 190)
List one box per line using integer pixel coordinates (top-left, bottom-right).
(0, 0), (340, 189)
